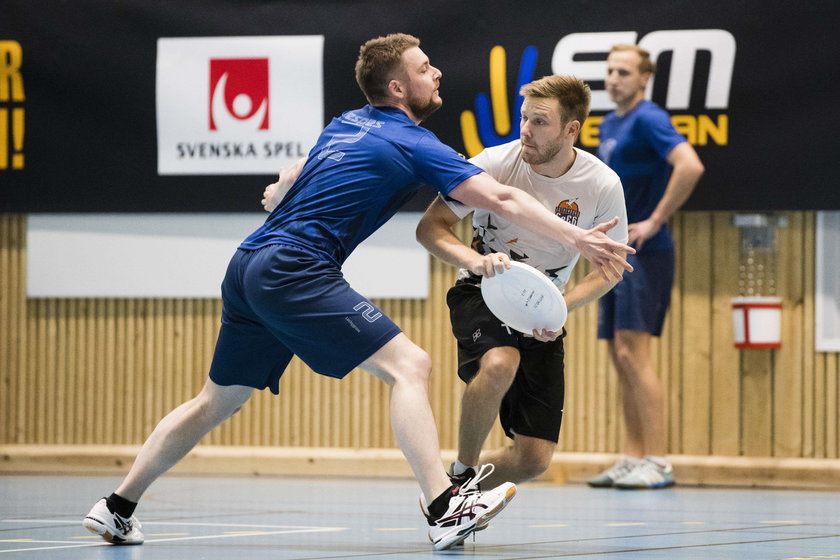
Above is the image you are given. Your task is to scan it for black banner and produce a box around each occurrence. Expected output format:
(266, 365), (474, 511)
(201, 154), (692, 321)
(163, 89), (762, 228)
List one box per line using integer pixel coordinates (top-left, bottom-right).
(1, 0), (837, 212)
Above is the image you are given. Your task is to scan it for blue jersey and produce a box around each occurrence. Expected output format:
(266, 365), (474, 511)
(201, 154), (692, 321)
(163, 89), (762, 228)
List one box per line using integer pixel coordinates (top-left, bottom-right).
(241, 105), (482, 263)
(596, 100), (686, 251)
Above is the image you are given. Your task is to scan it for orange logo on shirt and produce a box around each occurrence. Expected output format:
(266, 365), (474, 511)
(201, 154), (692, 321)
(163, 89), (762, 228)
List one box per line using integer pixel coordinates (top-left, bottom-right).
(555, 199), (580, 226)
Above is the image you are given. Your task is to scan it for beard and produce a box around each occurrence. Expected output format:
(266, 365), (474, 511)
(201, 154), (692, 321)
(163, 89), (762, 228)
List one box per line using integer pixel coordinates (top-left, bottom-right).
(407, 92), (442, 123)
(520, 137), (563, 165)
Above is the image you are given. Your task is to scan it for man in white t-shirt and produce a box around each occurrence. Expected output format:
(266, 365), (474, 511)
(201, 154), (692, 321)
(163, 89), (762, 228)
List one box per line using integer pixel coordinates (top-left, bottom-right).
(416, 75), (629, 489)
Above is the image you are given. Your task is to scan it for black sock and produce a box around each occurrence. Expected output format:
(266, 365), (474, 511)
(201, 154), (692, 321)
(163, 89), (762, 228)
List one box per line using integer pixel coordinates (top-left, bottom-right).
(105, 493), (138, 519)
(427, 484), (457, 520)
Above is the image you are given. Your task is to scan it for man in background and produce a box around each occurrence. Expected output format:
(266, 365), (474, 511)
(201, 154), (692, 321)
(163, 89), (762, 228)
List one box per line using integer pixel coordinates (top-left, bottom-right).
(589, 44), (704, 490)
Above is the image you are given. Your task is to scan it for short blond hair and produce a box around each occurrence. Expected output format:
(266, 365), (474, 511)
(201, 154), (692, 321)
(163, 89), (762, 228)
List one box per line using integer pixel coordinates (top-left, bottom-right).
(354, 33), (420, 105)
(609, 44), (656, 75)
(519, 75), (591, 130)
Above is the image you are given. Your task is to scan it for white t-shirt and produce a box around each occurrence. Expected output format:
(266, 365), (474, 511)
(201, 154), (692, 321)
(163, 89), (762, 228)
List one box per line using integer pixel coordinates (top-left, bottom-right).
(443, 140), (628, 290)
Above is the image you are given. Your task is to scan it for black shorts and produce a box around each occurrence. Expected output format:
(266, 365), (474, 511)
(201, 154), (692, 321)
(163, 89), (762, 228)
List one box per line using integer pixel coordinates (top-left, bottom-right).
(446, 282), (566, 443)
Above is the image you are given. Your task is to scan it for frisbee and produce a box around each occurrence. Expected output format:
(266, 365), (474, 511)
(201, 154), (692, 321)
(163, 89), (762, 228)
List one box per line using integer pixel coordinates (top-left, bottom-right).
(480, 261), (567, 334)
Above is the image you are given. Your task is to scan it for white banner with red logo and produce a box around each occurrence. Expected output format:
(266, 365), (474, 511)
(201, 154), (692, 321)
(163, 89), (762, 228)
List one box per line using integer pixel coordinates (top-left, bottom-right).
(156, 36), (323, 174)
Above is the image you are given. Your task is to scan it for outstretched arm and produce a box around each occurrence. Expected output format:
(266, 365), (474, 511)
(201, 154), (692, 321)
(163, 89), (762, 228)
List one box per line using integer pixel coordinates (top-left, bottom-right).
(448, 172), (635, 280)
(261, 157), (306, 212)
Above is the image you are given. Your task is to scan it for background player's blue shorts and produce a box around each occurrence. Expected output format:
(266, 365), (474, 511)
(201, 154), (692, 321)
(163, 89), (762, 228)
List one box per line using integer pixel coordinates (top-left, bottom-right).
(208, 244), (401, 394)
(597, 248), (674, 339)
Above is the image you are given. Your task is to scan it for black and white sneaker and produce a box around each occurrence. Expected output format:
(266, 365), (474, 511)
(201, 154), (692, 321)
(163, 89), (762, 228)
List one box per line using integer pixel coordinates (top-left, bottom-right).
(424, 464), (516, 550)
(448, 463), (478, 490)
(82, 498), (144, 545)
(420, 464), (482, 515)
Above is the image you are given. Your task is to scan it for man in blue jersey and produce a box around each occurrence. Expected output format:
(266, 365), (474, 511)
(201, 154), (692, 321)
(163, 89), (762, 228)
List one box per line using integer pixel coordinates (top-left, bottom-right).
(83, 34), (634, 551)
(588, 44), (704, 490)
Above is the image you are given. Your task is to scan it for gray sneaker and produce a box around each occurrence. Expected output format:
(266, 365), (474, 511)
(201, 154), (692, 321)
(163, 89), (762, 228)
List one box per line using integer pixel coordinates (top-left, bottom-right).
(586, 457), (641, 488)
(614, 457), (675, 489)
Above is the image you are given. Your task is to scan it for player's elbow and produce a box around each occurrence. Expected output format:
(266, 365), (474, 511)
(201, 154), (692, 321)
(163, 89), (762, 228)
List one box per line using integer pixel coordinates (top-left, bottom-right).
(415, 215), (447, 250)
(689, 159), (705, 180)
(674, 159), (704, 194)
(671, 144), (705, 183)
(483, 189), (519, 221)
(415, 218), (433, 248)
(679, 156), (704, 182)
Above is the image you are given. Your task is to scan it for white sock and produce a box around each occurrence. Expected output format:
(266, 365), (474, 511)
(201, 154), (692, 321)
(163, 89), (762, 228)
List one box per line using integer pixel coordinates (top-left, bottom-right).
(452, 460), (477, 476)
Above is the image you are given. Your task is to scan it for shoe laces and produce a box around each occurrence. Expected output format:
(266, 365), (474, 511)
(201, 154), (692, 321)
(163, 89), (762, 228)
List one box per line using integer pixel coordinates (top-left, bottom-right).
(114, 512), (141, 532)
(608, 457), (638, 479)
(629, 459), (666, 483)
(457, 463), (494, 496)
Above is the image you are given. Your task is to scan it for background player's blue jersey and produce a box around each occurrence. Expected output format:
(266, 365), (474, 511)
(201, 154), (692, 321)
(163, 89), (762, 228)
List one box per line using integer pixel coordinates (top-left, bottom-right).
(241, 105), (482, 264)
(596, 100), (686, 251)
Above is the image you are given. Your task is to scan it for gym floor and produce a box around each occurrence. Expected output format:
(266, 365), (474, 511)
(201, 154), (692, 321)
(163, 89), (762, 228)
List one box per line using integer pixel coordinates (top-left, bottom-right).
(1, 474), (838, 559)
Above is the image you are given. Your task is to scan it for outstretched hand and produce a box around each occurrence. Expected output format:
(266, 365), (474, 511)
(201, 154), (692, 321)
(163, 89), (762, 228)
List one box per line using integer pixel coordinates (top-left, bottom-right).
(575, 217), (636, 281)
(261, 158), (306, 212)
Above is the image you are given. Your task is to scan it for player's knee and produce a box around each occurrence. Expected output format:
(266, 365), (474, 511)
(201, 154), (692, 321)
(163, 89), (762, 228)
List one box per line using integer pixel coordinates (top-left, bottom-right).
(195, 391), (249, 424)
(515, 448), (553, 480)
(610, 339), (636, 371)
(477, 352), (518, 391)
(394, 346), (433, 386)
(192, 397), (233, 426)
(412, 350), (433, 384)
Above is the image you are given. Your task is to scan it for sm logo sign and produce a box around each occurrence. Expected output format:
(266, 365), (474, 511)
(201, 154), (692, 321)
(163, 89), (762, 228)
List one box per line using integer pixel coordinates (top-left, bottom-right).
(554, 30), (735, 112)
(461, 29), (735, 156)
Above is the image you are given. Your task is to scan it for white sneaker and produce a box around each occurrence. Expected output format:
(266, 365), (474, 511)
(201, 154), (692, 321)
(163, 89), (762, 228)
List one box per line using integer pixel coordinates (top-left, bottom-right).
(82, 498), (145, 545)
(587, 456), (641, 488)
(614, 457), (675, 489)
(425, 464), (516, 550)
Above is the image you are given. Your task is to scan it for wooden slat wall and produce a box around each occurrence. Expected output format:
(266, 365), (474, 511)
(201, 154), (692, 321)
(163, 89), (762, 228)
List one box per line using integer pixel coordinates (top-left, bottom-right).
(1, 212), (838, 458)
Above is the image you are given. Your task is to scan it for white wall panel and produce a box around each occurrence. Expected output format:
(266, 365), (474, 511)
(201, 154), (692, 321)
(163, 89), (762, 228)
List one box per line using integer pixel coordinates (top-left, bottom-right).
(27, 213), (427, 299)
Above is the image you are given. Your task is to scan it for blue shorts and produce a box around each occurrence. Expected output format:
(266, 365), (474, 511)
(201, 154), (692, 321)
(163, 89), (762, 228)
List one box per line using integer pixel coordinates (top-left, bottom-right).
(208, 244), (401, 394)
(597, 248), (674, 339)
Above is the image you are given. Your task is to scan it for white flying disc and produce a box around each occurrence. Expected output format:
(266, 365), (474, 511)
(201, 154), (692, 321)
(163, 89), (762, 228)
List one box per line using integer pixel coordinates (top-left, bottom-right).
(480, 261), (567, 334)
